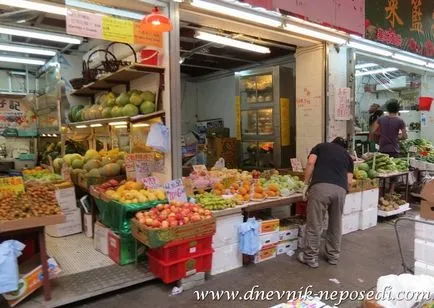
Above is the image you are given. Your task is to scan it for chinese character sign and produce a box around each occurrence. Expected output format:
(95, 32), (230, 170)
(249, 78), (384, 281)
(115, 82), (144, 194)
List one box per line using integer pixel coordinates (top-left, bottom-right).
(334, 88), (352, 121)
(0, 97), (37, 134)
(366, 0), (434, 58)
(163, 179), (187, 203)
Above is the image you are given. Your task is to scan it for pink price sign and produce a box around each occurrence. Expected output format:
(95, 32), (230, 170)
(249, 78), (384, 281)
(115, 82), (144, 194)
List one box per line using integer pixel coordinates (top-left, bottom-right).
(142, 176), (161, 189)
(163, 179), (187, 203)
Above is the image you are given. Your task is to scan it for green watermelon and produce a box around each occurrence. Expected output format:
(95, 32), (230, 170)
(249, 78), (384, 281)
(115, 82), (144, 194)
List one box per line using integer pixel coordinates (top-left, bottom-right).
(357, 163), (370, 172)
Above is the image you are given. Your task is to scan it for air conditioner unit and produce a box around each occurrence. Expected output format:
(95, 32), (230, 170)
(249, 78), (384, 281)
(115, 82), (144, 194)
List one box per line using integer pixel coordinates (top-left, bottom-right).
(376, 76), (408, 91)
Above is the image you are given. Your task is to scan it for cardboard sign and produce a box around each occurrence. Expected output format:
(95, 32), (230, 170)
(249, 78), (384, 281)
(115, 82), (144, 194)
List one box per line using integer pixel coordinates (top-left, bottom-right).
(142, 176), (161, 188)
(290, 158), (303, 172)
(135, 160), (153, 182)
(163, 179), (187, 202)
(125, 153), (155, 180)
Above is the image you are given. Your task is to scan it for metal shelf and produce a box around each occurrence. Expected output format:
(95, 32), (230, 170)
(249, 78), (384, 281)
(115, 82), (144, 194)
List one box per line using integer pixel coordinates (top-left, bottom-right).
(68, 110), (165, 127)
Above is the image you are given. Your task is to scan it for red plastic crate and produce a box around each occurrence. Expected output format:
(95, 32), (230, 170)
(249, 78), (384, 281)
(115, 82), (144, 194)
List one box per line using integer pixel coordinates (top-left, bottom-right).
(296, 202), (307, 217)
(148, 234), (213, 263)
(148, 251), (213, 284)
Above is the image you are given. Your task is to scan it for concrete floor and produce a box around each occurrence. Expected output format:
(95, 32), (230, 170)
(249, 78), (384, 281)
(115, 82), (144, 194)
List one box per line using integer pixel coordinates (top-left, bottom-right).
(64, 213), (416, 308)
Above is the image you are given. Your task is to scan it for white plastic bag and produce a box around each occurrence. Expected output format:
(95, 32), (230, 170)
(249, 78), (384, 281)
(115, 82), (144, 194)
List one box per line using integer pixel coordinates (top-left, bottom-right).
(213, 158), (225, 170)
(146, 123), (169, 153)
(0, 240), (26, 293)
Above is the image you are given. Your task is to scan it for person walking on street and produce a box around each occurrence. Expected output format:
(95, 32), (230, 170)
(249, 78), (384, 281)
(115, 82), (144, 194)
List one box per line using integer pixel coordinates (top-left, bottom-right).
(298, 137), (354, 268)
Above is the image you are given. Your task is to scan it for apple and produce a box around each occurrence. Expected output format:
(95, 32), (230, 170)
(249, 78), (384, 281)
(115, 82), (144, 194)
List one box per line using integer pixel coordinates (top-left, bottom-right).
(198, 209), (205, 214)
(160, 212), (168, 220)
(164, 204), (170, 210)
(152, 220), (161, 228)
(161, 220), (169, 229)
(170, 206), (177, 212)
(191, 214), (201, 222)
(156, 204), (164, 211)
(168, 212), (176, 218)
(181, 209), (190, 216)
(169, 220), (178, 227)
(176, 213), (183, 221)
(183, 217), (190, 224)
(108, 179), (119, 186)
(145, 218), (153, 226)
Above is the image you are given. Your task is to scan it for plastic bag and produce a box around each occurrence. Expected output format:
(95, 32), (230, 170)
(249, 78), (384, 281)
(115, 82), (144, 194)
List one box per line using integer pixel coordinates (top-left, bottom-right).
(0, 240), (26, 293)
(213, 158), (225, 170)
(146, 123), (169, 153)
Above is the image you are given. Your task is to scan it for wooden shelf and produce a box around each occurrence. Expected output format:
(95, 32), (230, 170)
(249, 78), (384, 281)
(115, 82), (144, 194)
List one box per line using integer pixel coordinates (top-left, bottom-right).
(71, 64), (165, 97)
(68, 111), (165, 128)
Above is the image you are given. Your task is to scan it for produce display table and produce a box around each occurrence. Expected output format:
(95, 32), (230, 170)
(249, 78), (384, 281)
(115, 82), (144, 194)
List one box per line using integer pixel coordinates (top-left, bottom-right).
(0, 214), (65, 302)
(376, 171), (410, 201)
(242, 194), (303, 213)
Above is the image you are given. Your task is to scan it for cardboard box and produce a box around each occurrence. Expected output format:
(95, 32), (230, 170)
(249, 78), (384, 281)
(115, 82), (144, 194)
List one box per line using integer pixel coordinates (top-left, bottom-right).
(279, 228), (299, 241)
(343, 192), (362, 215)
(361, 189), (379, 210)
(108, 230), (143, 265)
(253, 246), (277, 264)
(414, 260), (434, 277)
(213, 213), (243, 248)
(55, 186), (77, 211)
(2, 257), (61, 307)
(276, 239), (298, 255)
(258, 217), (280, 234)
(259, 231), (280, 249)
(420, 199), (434, 221)
(211, 243), (242, 275)
(94, 222), (110, 255)
(342, 212), (360, 235)
(359, 208), (378, 230)
(414, 239), (434, 266)
(45, 208), (82, 237)
(83, 213), (93, 238)
(415, 215), (434, 241)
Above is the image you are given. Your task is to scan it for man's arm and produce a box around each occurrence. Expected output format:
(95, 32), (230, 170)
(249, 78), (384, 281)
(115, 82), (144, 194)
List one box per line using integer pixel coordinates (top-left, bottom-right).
(399, 120), (408, 140)
(304, 154), (317, 185)
(347, 172), (353, 185)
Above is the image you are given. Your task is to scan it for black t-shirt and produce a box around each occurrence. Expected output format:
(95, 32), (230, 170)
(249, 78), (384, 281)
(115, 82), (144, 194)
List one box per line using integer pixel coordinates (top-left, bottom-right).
(309, 142), (354, 191)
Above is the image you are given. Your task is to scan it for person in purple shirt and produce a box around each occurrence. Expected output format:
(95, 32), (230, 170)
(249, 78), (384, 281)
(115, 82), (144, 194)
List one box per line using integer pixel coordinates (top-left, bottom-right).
(372, 99), (408, 193)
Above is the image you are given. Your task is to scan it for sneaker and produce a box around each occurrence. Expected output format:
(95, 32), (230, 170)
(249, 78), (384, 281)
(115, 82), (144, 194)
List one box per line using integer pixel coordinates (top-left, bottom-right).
(297, 252), (319, 268)
(327, 259), (338, 265)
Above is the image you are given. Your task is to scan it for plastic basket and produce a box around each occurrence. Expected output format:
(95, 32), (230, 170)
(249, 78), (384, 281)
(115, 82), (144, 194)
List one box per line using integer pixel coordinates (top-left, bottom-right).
(148, 234), (213, 263)
(94, 197), (166, 233)
(148, 251), (213, 284)
(419, 97), (433, 111)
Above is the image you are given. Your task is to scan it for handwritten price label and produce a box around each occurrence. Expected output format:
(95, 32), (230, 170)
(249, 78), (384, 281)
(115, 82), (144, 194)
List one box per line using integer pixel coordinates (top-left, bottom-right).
(290, 158), (303, 172)
(142, 176), (161, 188)
(163, 179), (187, 202)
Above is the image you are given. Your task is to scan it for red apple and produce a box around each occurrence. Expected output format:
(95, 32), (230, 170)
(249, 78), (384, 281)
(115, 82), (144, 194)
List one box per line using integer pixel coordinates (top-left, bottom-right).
(191, 214), (201, 222)
(108, 179), (119, 186)
(156, 204), (164, 211)
(169, 220), (178, 227)
(152, 220), (161, 228)
(161, 220), (169, 229)
(176, 213), (183, 220)
(183, 217), (190, 224)
(145, 218), (153, 226)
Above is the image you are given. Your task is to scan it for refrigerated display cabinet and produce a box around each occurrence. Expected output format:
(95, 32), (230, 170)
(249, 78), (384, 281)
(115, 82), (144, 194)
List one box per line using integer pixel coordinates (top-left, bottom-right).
(236, 66), (294, 169)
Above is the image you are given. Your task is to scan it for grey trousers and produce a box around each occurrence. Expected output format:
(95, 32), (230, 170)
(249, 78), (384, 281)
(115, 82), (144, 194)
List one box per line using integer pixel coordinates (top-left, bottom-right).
(303, 183), (346, 263)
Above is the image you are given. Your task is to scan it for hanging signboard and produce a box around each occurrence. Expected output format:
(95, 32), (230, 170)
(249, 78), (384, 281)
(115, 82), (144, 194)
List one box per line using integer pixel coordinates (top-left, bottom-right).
(0, 97), (37, 135)
(365, 0), (434, 58)
(66, 8), (163, 48)
(334, 88), (352, 121)
(163, 179), (187, 202)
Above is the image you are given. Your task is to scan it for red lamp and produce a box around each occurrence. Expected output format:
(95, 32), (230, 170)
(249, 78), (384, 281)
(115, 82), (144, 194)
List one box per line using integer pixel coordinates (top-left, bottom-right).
(140, 7), (173, 32)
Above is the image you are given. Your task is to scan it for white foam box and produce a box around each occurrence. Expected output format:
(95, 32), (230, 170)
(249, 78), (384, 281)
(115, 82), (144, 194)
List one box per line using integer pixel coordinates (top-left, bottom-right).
(361, 189), (379, 210)
(342, 211), (360, 235)
(259, 231), (280, 249)
(279, 227), (299, 241)
(211, 243), (242, 275)
(94, 221), (110, 255)
(414, 239), (434, 265)
(45, 208), (82, 237)
(343, 192), (362, 215)
(414, 260), (434, 277)
(213, 213), (243, 248)
(359, 207), (378, 230)
(415, 215), (434, 241)
(253, 246), (277, 264)
(276, 239), (298, 255)
(55, 186), (77, 211)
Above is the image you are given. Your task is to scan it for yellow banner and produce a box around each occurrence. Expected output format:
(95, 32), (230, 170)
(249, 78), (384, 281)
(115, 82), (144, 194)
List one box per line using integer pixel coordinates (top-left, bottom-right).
(280, 98), (290, 146)
(235, 96), (241, 141)
(102, 16), (134, 44)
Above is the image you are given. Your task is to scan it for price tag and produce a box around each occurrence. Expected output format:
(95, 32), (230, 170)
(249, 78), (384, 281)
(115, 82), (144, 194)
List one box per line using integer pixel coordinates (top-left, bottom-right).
(135, 160), (153, 182)
(290, 158), (303, 172)
(192, 165), (207, 173)
(163, 178), (187, 202)
(409, 146), (418, 153)
(142, 176), (161, 188)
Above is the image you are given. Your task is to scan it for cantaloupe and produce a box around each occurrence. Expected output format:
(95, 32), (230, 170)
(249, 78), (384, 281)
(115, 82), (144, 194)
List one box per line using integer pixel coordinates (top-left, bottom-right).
(84, 149), (100, 162)
(100, 163), (121, 177)
(71, 158), (84, 169)
(83, 159), (101, 172)
(86, 168), (101, 178)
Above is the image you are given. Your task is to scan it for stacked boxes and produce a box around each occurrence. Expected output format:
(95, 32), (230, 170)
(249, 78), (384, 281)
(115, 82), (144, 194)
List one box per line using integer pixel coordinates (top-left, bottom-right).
(414, 215), (434, 276)
(254, 217), (279, 263)
(360, 189), (379, 230)
(211, 213), (243, 275)
(342, 192), (362, 235)
(277, 220), (299, 255)
(342, 189), (379, 235)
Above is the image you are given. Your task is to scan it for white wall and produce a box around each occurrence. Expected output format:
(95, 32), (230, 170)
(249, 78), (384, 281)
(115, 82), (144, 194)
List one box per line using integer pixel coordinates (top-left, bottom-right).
(420, 73), (434, 142)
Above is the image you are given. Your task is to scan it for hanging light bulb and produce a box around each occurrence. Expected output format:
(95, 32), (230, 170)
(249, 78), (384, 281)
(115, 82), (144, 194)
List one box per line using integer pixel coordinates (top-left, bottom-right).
(140, 7), (173, 32)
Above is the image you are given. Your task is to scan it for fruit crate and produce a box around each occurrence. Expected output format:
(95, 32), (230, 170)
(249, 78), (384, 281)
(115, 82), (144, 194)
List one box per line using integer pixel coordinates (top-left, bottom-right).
(362, 178), (380, 190)
(78, 174), (125, 190)
(132, 217), (216, 248)
(148, 234), (213, 263)
(94, 197), (166, 233)
(148, 250), (213, 283)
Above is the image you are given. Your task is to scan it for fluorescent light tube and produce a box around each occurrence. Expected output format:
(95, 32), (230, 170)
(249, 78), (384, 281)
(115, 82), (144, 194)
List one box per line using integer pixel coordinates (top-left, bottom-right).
(109, 121), (128, 126)
(0, 26), (82, 44)
(114, 125), (128, 129)
(75, 125), (88, 128)
(0, 56), (45, 66)
(90, 124), (103, 128)
(355, 63), (378, 70)
(427, 63), (434, 69)
(399, 110), (410, 113)
(0, 0), (66, 16)
(355, 67), (398, 76)
(191, 0), (282, 28)
(66, 0), (144, 20)
(195, 31), (270, 54)
(132, 123), (150, 128)
(0, 43), (56, 56)
(348, 41), (393, 57)
(392, 53), (427, 66)
(284, 24), (347, 45)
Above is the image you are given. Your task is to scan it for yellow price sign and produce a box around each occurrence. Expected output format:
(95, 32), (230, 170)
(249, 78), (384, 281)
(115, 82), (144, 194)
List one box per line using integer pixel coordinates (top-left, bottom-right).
(102, 16), (134, 44)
